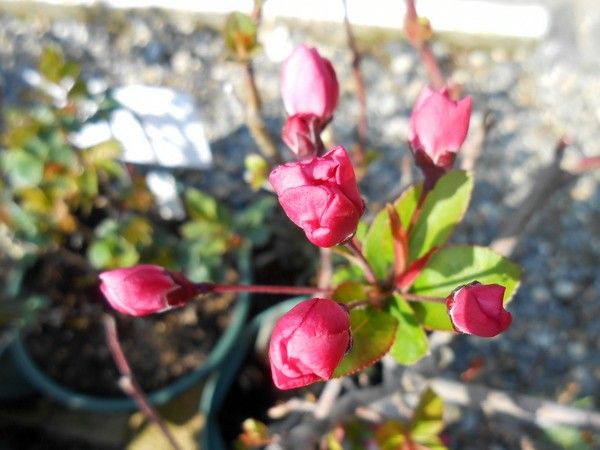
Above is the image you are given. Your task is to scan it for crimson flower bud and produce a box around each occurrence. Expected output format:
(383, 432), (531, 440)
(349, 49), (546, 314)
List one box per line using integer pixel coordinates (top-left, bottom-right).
(409, 86), (472, 186)
(269, 146), (364, 248)
(269, 298), (351, 390)
(281, 113), (324, 159)
(280, 45), (339, 122)
(446, 282), (512, 337)
(99, 265), (199, 316)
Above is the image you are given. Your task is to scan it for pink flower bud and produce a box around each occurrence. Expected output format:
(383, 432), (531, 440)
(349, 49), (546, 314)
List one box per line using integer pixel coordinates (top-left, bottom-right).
(269, 298), (351, 390)
(446, 282), (512, 337)
(269, 146), (364, 248)
(281, 113), (324, 159)
(409, 86), (472, 183)
(99, 265), (199, 316)
(280, 45), (339, 122)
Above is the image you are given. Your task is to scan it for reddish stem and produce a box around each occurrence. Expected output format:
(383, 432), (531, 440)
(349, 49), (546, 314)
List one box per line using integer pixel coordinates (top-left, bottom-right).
(342, 0), (368, 166)
(208, 283), (329, 296)
(404, 0), (445, 89)
(103, 315), (181, 450)
(344, 237), (378, 285)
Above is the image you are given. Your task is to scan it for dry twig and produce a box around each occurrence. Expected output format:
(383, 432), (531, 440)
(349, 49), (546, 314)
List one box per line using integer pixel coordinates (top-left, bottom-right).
(342, 0), (368, 166)
(103, 315), (181, 450)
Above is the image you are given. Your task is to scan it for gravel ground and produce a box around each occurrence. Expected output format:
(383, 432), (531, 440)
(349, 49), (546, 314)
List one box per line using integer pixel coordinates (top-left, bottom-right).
(1, 2), (599, 449)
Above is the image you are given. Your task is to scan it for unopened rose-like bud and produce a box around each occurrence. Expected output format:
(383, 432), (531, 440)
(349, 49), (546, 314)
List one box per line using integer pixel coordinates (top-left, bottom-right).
(269, 298), (351, 390)
(99, 265), (199, 316)
(269, 146), (364, 248)
(446, 282), (512, 337)
(280, 45), (339, 123)
(409, 86), (472, 185)
(281, 113), (324, 159)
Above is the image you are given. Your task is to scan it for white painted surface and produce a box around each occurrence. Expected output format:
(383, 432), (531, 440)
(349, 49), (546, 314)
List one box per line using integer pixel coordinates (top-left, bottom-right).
(72, 85), (213, 170)
(5, 0), (551, 39)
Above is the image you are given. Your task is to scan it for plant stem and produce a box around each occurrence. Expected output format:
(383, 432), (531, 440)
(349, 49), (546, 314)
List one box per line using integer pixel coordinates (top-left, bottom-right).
(318, 247), (333, 289)
(344, 237), (378, 285)
(404, 0), (445, 89)
(207, 283), (329, 296)
(399, 292), (446, 304)
(342, 0), (367, 167)
(103, 315), (181, 450)
(243, 62), (281, 163)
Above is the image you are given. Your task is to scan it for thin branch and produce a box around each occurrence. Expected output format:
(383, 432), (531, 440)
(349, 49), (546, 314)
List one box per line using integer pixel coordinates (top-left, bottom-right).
(278, 373), (600, 449)
(103, 315), (181, 450)
(318, 247), (333, 290)
(429, 377), (600, 430)
(243, 62), (281, 163)
(490, 137), (576, 257)
(344, 237), (378, 284)
(251, 0), (265, 24)
(460, 110), (496, 171)
(208, 283), (327, 296)
(404, 0), (445, 89)
(268, 399), (316, 419)
(315, 379), (343, 420)
(342, 0), (367, 166)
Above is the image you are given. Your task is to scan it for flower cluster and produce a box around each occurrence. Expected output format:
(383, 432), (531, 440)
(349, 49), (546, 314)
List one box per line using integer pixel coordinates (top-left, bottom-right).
(280, 45), (339, 158)
(97, 43), (515, 393)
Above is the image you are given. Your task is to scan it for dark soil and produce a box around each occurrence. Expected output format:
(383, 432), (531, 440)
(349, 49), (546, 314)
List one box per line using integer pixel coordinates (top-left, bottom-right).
(21, 253), (237, 397)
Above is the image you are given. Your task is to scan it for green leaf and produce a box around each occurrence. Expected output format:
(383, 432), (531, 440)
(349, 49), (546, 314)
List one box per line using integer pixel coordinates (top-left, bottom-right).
(410, 387), (444, 438)
(331, 281), (367, 304)
(38, 45), (65, 83)
(354, 220), (368, 243)
(87, 240), (113, 268)
(223, 12), (258, 59)
(363, 183), (422, 278)
(411, 245), (521, 330)
(331, 264), (365, 285)
(78, 168), (98, 197)
(388, 295), (428, 364)
(80, 140), (122, 166)
(333, 308), (397, 377)
(375, 421), (407, 450)
(409, 170), (474, 261)
(543, 425), (597, 450)
(233, 195), (276, 245)
(185, 188), (219, 221)
(244, 154), (268, 191)
(2, 150), (44, 188)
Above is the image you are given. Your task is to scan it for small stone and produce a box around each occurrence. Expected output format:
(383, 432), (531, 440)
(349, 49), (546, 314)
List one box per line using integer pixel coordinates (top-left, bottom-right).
(171, 49), (193, 74)
(390, 53), (414, 74)
(553, 280), (578, 299)
(567, 341), (586, 360)
(531, 286), (550, 303)
(570, 177), (596, 202)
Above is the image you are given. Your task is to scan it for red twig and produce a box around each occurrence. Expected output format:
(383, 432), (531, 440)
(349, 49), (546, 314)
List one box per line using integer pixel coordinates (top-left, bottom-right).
(342, 0), (368, 166)
(209, 283), (328, 296)
(345, 237), (378, 284)
(404, 0), (445, 89)
(103, 315), (181, 450)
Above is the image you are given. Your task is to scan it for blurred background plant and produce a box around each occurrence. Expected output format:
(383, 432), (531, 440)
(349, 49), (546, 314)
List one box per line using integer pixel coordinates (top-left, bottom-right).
(0, 45), (276, 351)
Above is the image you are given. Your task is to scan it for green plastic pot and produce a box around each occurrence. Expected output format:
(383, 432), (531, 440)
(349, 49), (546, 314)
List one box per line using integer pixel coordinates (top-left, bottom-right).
(7, 250), (251, 412)
(0, 341), (35, 401)
(199, 296), (305, 450)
